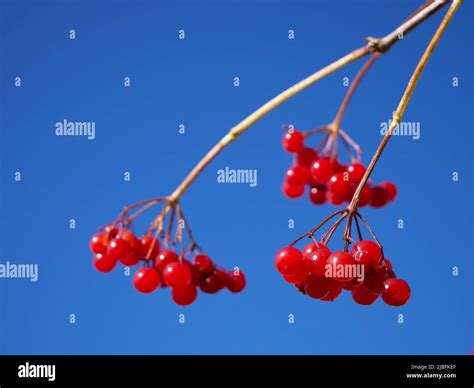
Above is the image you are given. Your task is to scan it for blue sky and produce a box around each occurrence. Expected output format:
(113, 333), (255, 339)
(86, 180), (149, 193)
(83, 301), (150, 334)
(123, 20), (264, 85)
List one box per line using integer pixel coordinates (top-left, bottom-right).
(0, 0), (472, 354)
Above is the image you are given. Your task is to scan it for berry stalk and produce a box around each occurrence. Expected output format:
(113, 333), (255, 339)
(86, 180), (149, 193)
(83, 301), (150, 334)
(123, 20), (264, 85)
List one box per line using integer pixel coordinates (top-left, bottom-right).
(164, 0), (449, 207)
(347, 0), (462, 214)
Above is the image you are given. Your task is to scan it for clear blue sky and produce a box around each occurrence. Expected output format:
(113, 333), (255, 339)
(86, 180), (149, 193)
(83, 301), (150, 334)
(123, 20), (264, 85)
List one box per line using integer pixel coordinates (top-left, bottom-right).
(0, 0), (472, 355)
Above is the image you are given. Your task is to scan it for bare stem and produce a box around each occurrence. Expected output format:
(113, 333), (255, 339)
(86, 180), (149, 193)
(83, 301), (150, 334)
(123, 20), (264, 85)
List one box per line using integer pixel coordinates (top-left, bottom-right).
(166, 0), (449, 203)
(331, 53), (381, 131)
(348, 0), (462, 212)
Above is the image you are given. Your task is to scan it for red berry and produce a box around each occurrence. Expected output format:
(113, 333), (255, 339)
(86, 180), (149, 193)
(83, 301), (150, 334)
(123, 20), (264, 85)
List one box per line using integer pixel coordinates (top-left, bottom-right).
(296, 147), (318, 168)
(350, 240), (382, 267)
(155, 249), (179, 271)
(364, 265), (391, 294)
(358, 185), (373, 207)
(107, 230), (139, 264)
(380, 181), (397, 202)
(182, 259), (202, 285)
(326, 190), (346, 205)
(328, 172), (352, 199)
(342, 276), (364, 290)
(107, 237), (132, 262)
(193, 254), (215, 276)
(309, 185), (327, 205)
(139, 235), (160, 260)
(381, 278), (411, 306)
(352, 286), (379, 305)
(345, 163), (366, 183)
(285, 165), (310, 187)
(304, 277), (332, 299)
(352, 249), (379, 270)
(305, 248), (331, 278)
(199, 274), (224, 294)
(172, 284), (198, 306)
(282, 271), (309, 284)
(303, 241), (329, 256)
(104, 225), (118, 238)
(282, 182), (305, 199)
(93, 253), (117, 272)
(90, 232), (107, 254)
(226, 269), (246, 293)
(311, 158), (341, 183)
(120, 251), (141, 266)
(162, 262), (192, 288)
(326, 250), (357, 282)
(274, 246), (304, 276)
(320, 281), (342, 301)
(382, 258), (394, 271)
(282, 130), (304, 153)
(370, 186), (389, 208)
(133, 267), (161, 293)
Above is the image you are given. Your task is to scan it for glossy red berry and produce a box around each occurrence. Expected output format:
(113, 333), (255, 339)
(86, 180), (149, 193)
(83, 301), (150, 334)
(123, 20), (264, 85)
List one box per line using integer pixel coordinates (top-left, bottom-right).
(370, 186), (389, 208)
(358, 185), (373, 207)
(345, 163), (366, 183)
(309, 185), (327, 205)
(93, 253), (117, 273)
(381, 278), (411, 306)
(282, 271), (309, 284)
(199, 274), (224, 294)
(305, 248), (331, 278)
(303, 241), (329, 256)
(274, 246), (304, 276)
(311, 158), (341, 183)
(133, 267), (161, 293)
(90, 232), (107, 254)
(226, 270), (246, 293)
(326, 250), (357, 282)
(363, 265), (391, 294)
(350, 240), (382, 267)
(282, 130), (304, 153)
(193, 254), (214, 276)
(107, 237), (132, 262)
(320, 281), (342, 301)
(172, 284), (198, 306)
(328, 172), (352, 199)
(282, 182), (305, 199)
(326, 190), (346, 205)
(304, 277), (332, 299)
(351, 286), (379, 305)
(296, 147), (318, 168)
(380, 181), (398, 202)
(139, 235), (160, 260)
(155, 249), (179, 271)
(104, 225), (119, 238)
(162, 262), (192, 288)
(285, 165), (310, 187)
(342, 276), (364, 290)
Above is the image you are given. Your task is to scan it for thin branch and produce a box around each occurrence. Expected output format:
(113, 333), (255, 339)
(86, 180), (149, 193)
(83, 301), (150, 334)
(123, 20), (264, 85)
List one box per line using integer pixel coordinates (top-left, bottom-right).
(331, 53), (381, 130)
(167, 0), (449, 203)
(348, 0), (462, 211)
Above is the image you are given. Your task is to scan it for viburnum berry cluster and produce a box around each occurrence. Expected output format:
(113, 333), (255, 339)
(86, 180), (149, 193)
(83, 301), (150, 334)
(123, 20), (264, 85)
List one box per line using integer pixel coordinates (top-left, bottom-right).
(90, 1), (461, 310)
(281, 127), (397, 207)
(275, 209), (410, 306)
(89, 198), (246, 306)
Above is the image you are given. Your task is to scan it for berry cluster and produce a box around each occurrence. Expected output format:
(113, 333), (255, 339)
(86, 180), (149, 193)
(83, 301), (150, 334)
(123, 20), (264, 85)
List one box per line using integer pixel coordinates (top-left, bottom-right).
(281, 129), (397, 207)
(274, 239), (410, 306)
(90, 225), (246, 306)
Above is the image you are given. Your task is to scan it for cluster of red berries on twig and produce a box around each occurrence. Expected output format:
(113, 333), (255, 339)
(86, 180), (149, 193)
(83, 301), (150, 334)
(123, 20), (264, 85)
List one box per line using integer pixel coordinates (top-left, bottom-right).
(275, 209), (410, 306)
(90, 198), (246, 306)
(281, 127), (397, 207)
